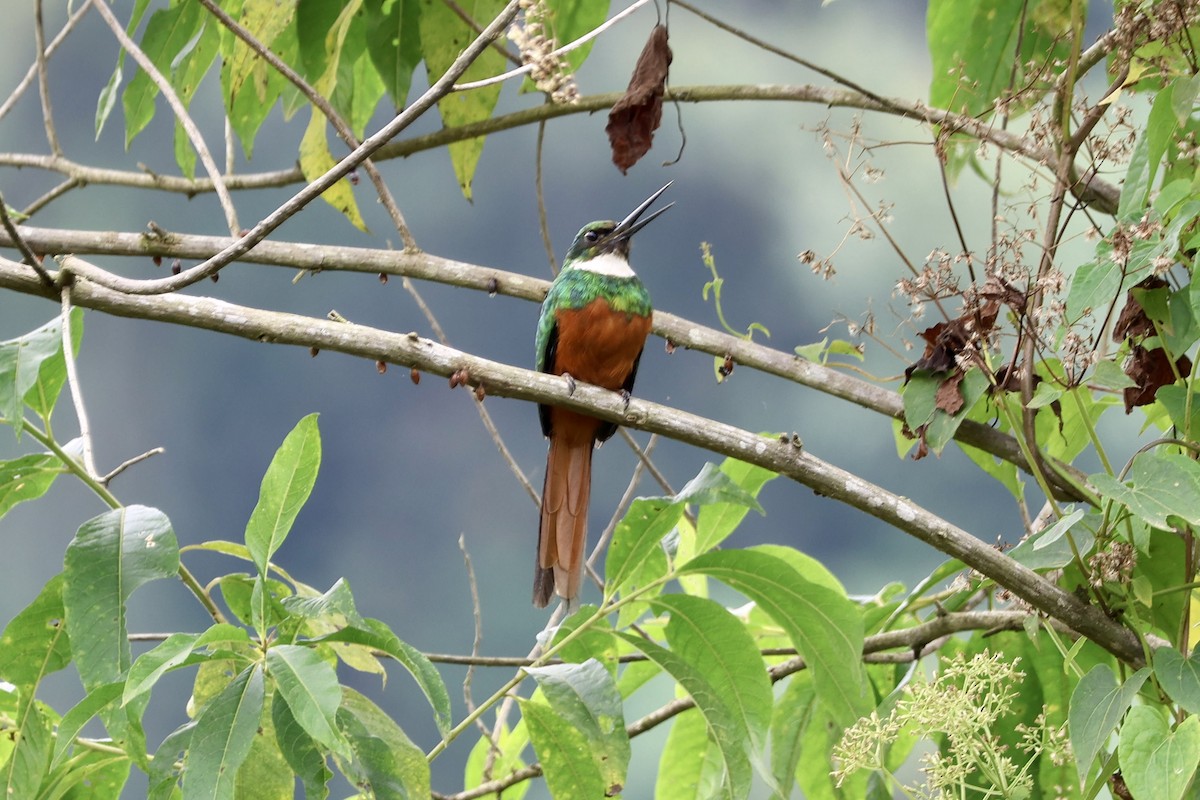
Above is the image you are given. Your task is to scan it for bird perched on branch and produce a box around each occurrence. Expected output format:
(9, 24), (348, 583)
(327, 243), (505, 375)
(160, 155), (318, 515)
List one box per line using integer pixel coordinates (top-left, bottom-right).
(533, 182), (673, 608)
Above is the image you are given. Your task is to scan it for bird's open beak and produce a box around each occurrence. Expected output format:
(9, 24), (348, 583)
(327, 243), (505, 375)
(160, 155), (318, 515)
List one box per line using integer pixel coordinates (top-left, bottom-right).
(612, 181), (674, 241)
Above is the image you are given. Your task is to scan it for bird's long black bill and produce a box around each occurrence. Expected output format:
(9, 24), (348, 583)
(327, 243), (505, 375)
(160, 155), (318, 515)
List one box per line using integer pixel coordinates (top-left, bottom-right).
(614, 181), (673, 240)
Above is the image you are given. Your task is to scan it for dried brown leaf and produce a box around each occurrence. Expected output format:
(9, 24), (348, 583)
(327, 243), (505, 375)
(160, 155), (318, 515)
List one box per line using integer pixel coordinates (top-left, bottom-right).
(606, 25), (672, 174)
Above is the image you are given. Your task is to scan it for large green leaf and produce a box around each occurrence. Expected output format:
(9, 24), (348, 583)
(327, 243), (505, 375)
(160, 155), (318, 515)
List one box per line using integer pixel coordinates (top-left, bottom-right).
(1154, 646), (1200, 715)
(245, 414), (321, 577)
(0, 574), (71, 690)
(524, 659), (629, 795)
(63, 506), (180, 691)
(1119, 706), (1200, 800)
(22, 308), (83, 425)
(336, 687), (430, 800)
(0, 454), (65, 520)
(147, 722), (193, 800)
(234, 693), (294, 800)
(604, 497), (683, 601)
(1069, 663), (1151, 785)
(171, 16), (221, 178)
(362, 0), (421, 109)
(652, 595), (772, 756)
(617, 632), (752, 799)
(418, 0), (506, 198)
(927, 0), (1074, 173)
(693, 458), (776, 553)
(308, 618), (451, 736)
(1118, 83), (1179, 218)
(272, 691), (332, 800)
(0, 311), (81, 437)
(3, 700), (52, 799)
(51, 682), (124, 771)
(519, 698), (608, 800)
(654, 708), (726, 800)
(679, 549), (870, 727)
(1091, 452), (1200, 529)
(542, 0), (609, 72)
(96, 0), (153, 138)
(266, 645), (347, 758)
(122, 0), (204, 146)
(182, 665), (265, 800)
(769, 672), (818, 799)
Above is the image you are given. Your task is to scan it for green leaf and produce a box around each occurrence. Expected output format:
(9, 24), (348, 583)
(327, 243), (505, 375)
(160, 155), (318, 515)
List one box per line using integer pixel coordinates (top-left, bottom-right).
(0, 574), (71, 690)
(122, 1), (204, 147)
(524, 660), (629, 795)
(3, 700), (52, 799)
(679, 549), (870, 727)
(519, 698), (608, 800)
(551, 606), (617, 670)
(1119, 82), (1180, 218)
(616, 632), (751, 799)
(280, 577), (367, 628)
(652, 595), (772, 756)
(123, 633), (203, 708)
(691, 455), (772, 556)
(272, 691), (331, 800)
(1155, 646), (1200, 715)
(1009, 508), (1095, 569)
(308, 618), (451, 736)
(245, 414), (321, 576)
(1091, 452), (1200, 529)
(418, 0), (505, 198)
(927, 0), (1073, 174)
(1069, 663), (1150, 785)
(541, 0), (608, 73)
(225, 0), (295, 104)
(336, 687), (430, 800)
(170, 18), (220, 178)
(63, 506), (180, 692)
(1119, 706), (1200, 800)
(147, 722), (193, 800)
(769, 672), (818, 798)
(0, 454), (64, 519)
(182, 665), (265, 800)
(23, 308), (83, 425)
(463, 723), (528, 800)
(265, 645), (347, 758)
(234, 693), (294, 800)
(0, 312), (78, 437)
(362, 0), (421, 110)
(654, 708), (726, 800)
(51, 682), (124, 771)
(95, 0), (152, 138)
(604, 497), (683, 601)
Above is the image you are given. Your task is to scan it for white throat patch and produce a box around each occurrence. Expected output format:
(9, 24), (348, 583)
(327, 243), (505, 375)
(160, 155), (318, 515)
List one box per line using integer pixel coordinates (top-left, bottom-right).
(575, 251), (635, 278)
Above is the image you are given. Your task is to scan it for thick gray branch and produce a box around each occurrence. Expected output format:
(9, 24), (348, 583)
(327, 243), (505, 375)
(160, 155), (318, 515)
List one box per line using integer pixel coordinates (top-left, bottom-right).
(0, 256), (1143, 665)
(0, 223), (1089, 499)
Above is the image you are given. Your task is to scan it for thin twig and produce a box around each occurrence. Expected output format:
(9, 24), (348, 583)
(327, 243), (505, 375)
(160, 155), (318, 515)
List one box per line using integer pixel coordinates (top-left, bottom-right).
(34, 0), (62, 156)
(535, 119), (556, 275)
(457, 533), (493, 741)
(0, 1), (89, 123)
(101, 446), (166, 484)
(20, 178), (80, 220)
(0, 194), (53, 286)
(59, 287), (97, 478)
(88, 0), (241, 236)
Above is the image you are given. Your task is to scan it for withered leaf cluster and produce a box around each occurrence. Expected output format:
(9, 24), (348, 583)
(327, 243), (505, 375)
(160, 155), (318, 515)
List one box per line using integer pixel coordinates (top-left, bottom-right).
(902, 280), (1016, 459)
(1113, 275), (1191, 412)
(606, 25), (672, 174)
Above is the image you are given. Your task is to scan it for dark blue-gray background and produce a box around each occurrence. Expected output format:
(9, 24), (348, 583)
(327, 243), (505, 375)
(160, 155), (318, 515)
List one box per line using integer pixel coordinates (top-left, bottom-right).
(0, 1), (1124, 796)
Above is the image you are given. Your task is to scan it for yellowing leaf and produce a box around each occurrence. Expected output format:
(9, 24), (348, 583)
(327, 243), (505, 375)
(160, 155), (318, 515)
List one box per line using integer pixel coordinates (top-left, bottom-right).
(299, 109), (367, 231)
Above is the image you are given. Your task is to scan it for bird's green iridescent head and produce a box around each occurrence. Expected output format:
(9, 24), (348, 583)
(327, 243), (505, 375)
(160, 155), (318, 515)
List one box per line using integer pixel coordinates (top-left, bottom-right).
(563, 182), (674, 265)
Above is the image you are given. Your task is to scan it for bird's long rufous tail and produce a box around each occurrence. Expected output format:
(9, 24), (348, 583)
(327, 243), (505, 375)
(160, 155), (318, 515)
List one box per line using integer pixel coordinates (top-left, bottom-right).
(534, 423), (594, 607)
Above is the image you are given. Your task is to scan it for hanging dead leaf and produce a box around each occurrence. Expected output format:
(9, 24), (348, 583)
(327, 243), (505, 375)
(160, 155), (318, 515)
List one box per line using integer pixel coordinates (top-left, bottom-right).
(606, 25), (672, 174)
(934, 369), (967, 414)
(1113, 275), (1168, 342)
(1123, 345), (1190, 411)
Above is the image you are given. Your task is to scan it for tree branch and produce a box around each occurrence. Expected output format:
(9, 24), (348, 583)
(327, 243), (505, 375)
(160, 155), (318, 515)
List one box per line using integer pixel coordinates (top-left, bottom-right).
(0, 254), (1144, 666)
(0, 222), (1090, 499)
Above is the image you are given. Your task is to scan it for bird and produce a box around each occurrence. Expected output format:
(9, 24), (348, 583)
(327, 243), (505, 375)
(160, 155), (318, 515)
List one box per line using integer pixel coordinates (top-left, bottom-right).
(533, 182), (673, 608)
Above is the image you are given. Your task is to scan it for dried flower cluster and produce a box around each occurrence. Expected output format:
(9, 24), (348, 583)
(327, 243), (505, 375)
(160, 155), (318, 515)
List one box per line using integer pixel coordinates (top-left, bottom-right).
(509, 0), (579, 104)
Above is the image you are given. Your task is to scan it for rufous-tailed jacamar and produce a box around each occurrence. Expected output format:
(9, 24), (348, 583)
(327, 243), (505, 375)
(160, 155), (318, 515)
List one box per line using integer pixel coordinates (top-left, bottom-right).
(533, 183), (673, 607)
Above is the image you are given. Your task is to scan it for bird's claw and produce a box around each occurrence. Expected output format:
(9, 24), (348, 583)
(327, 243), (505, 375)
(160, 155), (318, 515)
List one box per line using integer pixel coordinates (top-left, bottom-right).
(619, 389), (632, 411)
(562, 373), (577, 395)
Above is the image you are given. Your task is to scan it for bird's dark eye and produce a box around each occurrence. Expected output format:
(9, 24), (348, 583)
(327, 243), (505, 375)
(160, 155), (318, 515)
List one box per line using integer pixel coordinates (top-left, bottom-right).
(584, 230), (600, 243)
